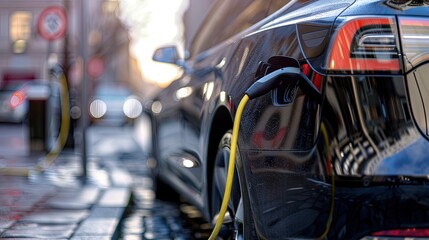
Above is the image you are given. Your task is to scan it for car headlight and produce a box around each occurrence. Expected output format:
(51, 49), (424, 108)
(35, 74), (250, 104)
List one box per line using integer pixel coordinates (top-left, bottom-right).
(123, 97), (142, 119)
(89, 99), (107, 118)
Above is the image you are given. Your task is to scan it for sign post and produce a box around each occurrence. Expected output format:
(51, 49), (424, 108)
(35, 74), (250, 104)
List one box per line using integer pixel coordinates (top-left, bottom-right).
(37, 6), (67, 41)
(38, 6), (67, 78)
(79, 0), (89, 181)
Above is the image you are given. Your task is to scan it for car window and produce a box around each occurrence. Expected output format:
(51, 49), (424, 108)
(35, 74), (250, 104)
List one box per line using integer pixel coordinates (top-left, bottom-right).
(268, 0), (293, 15)
(219, 0), (271, 43)
(190, 0), (271, 56)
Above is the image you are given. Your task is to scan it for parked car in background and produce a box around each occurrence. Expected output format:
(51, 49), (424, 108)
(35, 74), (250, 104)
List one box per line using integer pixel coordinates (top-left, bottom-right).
(89, 83), (142, 126)
(149, 0), (429, 239)
(0, 79), (59, 124)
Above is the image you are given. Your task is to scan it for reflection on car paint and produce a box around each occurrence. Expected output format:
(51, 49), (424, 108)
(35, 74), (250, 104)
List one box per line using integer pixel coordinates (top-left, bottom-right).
(149, 0), (429, 239)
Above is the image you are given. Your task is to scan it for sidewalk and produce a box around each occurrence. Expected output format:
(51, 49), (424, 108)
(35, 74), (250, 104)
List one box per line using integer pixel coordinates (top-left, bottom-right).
(0, 152), (132, 239)
(0, 118), (140, 239)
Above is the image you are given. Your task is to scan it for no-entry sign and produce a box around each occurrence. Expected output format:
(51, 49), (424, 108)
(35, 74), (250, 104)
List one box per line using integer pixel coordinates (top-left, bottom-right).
(37, 6), (67, 41)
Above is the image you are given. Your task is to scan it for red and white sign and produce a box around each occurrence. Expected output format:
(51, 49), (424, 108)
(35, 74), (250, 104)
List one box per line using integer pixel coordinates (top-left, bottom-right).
(37, 6), (67, 41)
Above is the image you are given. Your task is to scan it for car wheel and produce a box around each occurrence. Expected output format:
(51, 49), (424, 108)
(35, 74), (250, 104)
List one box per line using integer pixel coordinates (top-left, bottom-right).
(211, 130), (256, 239)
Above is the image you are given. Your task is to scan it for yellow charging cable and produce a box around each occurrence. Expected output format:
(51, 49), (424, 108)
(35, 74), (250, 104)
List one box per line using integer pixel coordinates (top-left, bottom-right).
(209, 94), (249, 240)
(35, 71), (70, 172)
(208, 99), (335, 240)
(209, 66), (304, 239)
(0, 70), (70, 176)
(319, 122), (335, 239)
(208, 65), (327, 239)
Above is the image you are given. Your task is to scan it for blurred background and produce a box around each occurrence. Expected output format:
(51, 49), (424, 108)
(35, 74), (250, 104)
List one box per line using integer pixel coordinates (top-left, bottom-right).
(0, 2), (217, 238)
(0, 0), (212, 153)
(0, 0), (212, 97)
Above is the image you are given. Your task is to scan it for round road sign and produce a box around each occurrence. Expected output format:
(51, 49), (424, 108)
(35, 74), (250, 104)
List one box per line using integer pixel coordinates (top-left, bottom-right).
(37, 6), (67, 41)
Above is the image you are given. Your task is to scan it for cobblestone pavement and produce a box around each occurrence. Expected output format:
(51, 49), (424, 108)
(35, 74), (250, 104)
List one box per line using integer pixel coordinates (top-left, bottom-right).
(0, 153), (212, 239)
(0, 154), (130, 239)
(117, 153), (212, 240)
(91, 119), (214, 239)
(0, 121), (213, 239)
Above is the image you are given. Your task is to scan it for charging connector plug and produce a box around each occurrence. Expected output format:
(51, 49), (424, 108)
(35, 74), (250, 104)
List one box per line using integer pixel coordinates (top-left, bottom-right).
(245, 67), (301, 99)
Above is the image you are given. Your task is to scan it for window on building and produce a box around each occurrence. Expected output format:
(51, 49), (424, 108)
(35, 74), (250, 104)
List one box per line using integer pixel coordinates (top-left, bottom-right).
(10, 11), (32, 41)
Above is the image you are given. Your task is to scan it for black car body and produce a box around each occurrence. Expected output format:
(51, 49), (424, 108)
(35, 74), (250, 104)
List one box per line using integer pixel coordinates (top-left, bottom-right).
(150, 0), (429, 239)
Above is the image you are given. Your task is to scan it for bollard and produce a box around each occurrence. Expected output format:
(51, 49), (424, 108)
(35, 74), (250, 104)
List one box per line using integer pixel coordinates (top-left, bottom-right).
(27, 83), (50, 152)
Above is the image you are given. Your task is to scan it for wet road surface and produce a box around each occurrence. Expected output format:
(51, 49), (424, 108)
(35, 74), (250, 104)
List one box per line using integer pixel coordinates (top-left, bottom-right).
(119, 153), (212, 240)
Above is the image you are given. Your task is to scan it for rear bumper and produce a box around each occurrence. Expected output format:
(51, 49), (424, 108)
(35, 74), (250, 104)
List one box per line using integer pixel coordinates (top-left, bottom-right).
(242, 144), (429, 239)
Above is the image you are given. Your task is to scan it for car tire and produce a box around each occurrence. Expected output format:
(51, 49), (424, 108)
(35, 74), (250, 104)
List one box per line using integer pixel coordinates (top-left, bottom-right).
(154, 174), (180, 202)
(211, 130), (256, 239)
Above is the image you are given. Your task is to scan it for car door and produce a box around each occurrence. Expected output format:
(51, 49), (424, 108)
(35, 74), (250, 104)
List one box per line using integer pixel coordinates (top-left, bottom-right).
(173, 0), (273, 196)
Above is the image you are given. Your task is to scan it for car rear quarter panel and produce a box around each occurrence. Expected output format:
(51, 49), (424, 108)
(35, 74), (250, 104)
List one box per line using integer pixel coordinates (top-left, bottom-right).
(316, 2), (429, 239)
(228, 0), (355, 239)
(230, 1), (429, 239)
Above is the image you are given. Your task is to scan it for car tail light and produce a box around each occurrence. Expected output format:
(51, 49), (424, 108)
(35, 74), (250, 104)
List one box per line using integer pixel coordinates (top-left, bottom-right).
(328, 16), (401, 73)
(398, 17), (429, 72)
(10, 90), (26, 109)
(361, 228), (429, 239)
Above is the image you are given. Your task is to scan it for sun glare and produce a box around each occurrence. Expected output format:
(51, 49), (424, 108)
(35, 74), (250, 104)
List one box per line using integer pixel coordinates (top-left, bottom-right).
(120, 0), (188, 87)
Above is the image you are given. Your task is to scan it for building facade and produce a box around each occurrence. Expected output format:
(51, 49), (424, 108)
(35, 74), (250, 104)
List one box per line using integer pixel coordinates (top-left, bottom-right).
(0, 0), (67, 83)
(0, 0), (129, 87)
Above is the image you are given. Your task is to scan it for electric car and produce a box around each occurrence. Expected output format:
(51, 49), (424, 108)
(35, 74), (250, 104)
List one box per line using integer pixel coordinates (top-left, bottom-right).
(149, 0), (429, 239)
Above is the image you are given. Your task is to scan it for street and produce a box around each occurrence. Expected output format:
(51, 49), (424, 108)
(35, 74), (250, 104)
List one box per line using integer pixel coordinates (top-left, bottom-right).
(0, 124), (28, 157)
